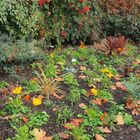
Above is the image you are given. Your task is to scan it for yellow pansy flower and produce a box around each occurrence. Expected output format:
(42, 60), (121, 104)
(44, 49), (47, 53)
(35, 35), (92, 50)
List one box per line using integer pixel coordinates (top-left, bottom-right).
(50, 52), (55, 58)
(33, 97), (42, 106)
(91, 88), (98, 96)
(13, 86), (22, 94)
(107, 72), (114, 78)
(101, 68), (110, 73)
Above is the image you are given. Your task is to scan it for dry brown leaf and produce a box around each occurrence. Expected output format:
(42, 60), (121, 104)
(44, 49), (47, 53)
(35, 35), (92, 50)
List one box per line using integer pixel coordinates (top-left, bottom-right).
(38, 95), (45, 100)
(22, 116), (28, 123)
(58, 132), (70, 139)
(32, 128), (46, 140)
(32, 128), (52, 140)
(55, 77), (64, 82)
(113, 74), (122, 81)
(79, 103), (86, 108)
(0, 88), (9, 94)
(98, 126), (112, 133)
(132, 109), (140, 115)
(79, 74), (86, 79)
(115, 82), (127, 91)
(110, 85), (116, 91)
(40, 136), (53, 140)
(53, 92), (65, 99)
(116, 114), (124, 125)
(99, 112), (110, 125)
(80, 66), (86, 71)
(71, 118), (83, 126)
(52, 107), (57, 112)
(64, 118), (83, 129)
(95, 134), (106, 140)
(92, 98), (102, 105)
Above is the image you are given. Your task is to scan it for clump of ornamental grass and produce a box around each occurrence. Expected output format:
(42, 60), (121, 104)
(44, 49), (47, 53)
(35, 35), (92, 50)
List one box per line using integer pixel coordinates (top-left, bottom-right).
(33, 63), (64, 100)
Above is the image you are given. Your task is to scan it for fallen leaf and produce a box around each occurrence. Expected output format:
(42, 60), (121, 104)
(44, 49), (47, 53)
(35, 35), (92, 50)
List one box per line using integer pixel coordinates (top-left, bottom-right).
(116, 114), (124, 125)
(64, 123), (73, 130)
(92, 98), (102, 105)
(70, 118), (83, 127)
(100, 112), (110, 125)
(132, 109), (140, 116)
(32, 128), (46, 140)
(113, 74), (122, 81)
(0, 88), (8, 94)
(79, 74), (86, 79)
(58, 132), (70, 139)
(110, 85), (116, 91)
(38, 95), (45, 100)
(22, 116), (28, 123)
(79, 103), (86, 108)
(98, 126), (112, 133)
(95, 134), (106, 140)
(52, 108), (57, 112)
(115, 82), (127, 91)
(53, 92), (65, 99)
(103, 99), (108, 103)
(64, 118), (83, 129)
(80, 66), (86, 71)
(32, 128), (52, 140)
(55, 77), (64, 82)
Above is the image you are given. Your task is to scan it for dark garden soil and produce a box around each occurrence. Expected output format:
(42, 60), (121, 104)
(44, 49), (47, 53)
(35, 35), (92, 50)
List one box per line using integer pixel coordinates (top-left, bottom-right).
(107, 125), (140, 140)
(0, 119), (15, 140)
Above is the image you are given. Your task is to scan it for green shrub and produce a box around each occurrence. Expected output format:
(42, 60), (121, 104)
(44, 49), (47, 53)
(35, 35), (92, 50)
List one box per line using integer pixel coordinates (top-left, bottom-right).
(0, 34), (45, 67)
(41, 0), (102, 44)
(102, 14), (140, 42)
(0, 0), (41, 37)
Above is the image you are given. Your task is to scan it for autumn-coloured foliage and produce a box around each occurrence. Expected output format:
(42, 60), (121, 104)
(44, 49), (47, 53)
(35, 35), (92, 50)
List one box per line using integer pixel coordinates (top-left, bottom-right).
(95, 36), (127, 56)
(98, 0), (140, 15)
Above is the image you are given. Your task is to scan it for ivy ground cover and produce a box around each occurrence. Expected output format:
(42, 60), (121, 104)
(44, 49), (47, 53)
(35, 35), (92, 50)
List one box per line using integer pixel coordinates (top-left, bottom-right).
(0, 43), (140, 140)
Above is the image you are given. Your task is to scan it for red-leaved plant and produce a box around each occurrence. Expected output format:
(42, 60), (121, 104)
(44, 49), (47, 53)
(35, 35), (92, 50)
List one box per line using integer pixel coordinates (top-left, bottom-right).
(95, 36), (127, 56)
(106, 36), (127, 55)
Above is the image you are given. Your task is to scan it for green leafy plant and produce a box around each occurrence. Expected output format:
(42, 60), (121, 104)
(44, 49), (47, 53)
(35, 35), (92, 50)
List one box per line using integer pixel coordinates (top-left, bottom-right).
(67, 87), (83, 105)
(44, 63), (57, 78)
(9, 125), (32, 140)
(122, 74), (140, 100)
(28, 111), (49, 127)
(0, 80), (9, 88)
(70, 126), (91, 140)
(5, 97), (29, 115)
(63, 73), (79, 86)
(56, 105), (74, 124)
(24, 79), (40, 93)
